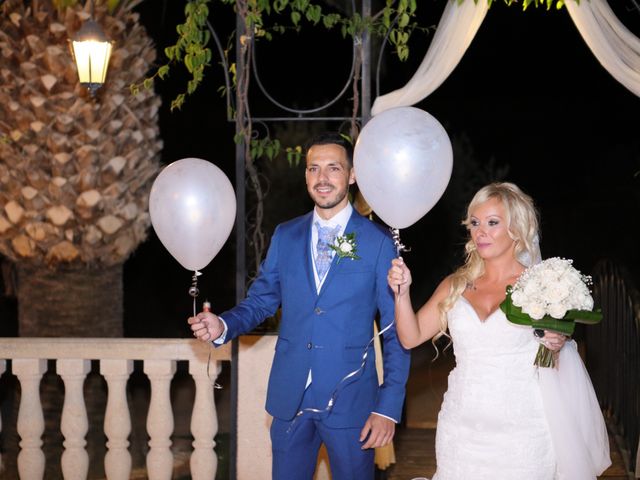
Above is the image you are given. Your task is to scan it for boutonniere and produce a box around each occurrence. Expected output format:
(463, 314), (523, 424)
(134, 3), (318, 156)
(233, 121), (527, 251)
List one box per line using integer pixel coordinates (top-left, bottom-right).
(329, 232), (360, 262)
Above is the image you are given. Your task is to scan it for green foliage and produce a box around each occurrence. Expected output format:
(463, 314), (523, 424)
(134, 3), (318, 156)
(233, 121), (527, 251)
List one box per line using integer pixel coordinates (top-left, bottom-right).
(339, 133), (353, 145)
(249, 0), (422, 62)
(493, 0), (567, 10)
(285, 145), (303, 167)
(130, 0), (212, 111)
(250, 137), (281, 161)
(133, 0), (431, 118)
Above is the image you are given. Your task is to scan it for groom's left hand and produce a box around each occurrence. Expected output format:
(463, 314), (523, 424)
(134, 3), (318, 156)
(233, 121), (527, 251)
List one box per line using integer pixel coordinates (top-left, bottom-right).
(359, 413), (395, 449)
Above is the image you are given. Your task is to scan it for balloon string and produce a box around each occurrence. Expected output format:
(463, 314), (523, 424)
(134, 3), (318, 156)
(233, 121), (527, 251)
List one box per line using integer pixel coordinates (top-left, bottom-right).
(189, 270), (201, 316)
(286, 321), (394, 433)
(188, 271), (222, 390)
(390, 228), (410, 295)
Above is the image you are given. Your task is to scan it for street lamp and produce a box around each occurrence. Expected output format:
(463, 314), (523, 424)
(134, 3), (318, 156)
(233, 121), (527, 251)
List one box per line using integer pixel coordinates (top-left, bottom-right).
(70, 3), (112, 96)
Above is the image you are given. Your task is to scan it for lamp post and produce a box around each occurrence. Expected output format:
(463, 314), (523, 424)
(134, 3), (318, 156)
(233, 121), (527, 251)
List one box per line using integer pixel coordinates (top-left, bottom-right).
(71, 3), (112, 96)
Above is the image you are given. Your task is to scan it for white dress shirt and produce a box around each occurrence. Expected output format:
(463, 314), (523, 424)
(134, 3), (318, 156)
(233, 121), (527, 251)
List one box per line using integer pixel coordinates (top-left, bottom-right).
(311, 203), (353, 292)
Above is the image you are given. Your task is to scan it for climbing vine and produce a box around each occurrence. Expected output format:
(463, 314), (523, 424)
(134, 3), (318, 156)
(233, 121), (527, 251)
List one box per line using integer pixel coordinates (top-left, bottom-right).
(135, 0), (576, 278)
(131, 0), (423, 278)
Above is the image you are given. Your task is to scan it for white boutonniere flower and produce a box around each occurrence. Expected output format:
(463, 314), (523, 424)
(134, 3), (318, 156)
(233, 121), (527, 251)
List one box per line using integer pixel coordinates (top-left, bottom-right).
(329, 232), (360, 262)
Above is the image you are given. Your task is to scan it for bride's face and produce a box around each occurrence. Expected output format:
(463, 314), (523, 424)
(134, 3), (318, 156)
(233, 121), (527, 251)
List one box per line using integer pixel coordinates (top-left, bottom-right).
(468, 197), (515, 261)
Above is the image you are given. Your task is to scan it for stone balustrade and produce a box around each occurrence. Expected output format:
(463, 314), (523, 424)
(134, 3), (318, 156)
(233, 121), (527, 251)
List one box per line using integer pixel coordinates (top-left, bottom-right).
(0, 338), (231, 479)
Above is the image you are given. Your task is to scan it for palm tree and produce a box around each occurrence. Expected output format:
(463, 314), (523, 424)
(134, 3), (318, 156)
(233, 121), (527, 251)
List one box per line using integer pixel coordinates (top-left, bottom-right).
(0, 0), (162, 337)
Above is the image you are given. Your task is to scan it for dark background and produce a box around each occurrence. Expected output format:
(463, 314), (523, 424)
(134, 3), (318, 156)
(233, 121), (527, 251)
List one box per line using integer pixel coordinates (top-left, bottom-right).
(122, 0), (640, 337)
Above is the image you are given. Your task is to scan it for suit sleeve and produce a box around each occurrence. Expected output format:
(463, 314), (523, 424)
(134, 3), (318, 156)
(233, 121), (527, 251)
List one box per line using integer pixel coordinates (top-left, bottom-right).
(218, 226), (283, 341)
(372, 234), (411, 421)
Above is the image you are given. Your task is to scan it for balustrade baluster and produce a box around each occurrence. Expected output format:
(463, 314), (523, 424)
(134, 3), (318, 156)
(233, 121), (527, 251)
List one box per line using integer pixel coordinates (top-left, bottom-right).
(189, 359), (220, 479)
(0, 338), (231, 478)
(57, 358), (90, 480)
(101, 358), (134, 480)
(14, 358), (46, 480)
(144, 359), (176, 480)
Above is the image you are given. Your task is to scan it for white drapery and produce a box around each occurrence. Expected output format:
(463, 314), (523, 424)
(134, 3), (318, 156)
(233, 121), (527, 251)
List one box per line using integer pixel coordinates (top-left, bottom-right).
(371, 0), (640, 116)
(565, 0), (640, 97)
(370, 0), (489, 116)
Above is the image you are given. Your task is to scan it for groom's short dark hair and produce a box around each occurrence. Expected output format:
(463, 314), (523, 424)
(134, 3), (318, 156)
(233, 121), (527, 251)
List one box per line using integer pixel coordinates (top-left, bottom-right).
(305, 132), (354, 167)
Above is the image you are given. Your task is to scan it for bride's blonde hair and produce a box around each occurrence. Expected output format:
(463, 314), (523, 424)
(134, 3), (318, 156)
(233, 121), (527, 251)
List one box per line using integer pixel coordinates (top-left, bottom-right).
(433, 182), (540, 344)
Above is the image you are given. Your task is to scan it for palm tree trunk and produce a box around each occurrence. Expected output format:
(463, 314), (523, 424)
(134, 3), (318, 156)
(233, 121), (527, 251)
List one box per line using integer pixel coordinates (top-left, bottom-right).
(16, 264), (123, 337)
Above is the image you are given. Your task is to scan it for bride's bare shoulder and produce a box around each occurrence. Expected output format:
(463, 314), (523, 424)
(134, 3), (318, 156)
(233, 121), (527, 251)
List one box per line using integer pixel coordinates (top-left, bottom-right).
(431, 274), (455, 301)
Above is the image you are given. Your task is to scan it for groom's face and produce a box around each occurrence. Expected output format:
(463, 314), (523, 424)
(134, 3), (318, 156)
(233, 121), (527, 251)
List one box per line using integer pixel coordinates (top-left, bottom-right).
(305, 143), (355, 219)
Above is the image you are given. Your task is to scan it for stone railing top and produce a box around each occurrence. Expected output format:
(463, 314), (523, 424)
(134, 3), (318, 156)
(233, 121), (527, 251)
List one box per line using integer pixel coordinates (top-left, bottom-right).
(0, 338), (231, 362)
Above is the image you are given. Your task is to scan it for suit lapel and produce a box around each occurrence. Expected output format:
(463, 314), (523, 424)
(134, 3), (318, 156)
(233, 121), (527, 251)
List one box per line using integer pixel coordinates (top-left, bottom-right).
(302, 214), (317, 295)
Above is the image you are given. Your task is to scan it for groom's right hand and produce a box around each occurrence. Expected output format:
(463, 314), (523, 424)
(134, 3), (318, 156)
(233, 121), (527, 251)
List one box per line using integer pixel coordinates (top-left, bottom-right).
(188, 311), (224, 343)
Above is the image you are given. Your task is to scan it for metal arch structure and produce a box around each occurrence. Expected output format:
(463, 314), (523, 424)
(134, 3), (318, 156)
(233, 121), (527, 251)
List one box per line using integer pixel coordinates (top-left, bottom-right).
(226, 0), (392, 305)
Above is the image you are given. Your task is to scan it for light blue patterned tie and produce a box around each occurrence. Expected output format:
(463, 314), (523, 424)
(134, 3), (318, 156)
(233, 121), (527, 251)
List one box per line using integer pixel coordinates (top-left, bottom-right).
(315, 222), (340, 282)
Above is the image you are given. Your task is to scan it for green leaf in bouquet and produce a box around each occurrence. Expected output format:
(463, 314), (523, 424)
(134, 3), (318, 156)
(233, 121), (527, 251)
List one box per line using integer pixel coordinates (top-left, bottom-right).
(499, 287), (576, 336)
(499, 288), (531, 326)
(563, 309), (603, 325)
(529, 316), (576, 336)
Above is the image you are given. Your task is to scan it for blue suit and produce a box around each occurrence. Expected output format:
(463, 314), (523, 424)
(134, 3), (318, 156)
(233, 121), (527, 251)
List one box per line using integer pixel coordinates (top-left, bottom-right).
(220, 208), (410, 478)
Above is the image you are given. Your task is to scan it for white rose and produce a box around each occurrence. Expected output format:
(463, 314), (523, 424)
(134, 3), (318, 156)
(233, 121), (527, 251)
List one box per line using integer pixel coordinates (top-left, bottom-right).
(547, 283), (569, 303)
(540, 269), (559, 284)
(511, 290), (525, 307)
(524, 302), (546, 320)
(523, 281), (540, 298)
(576, 293), (594, 310)
(565, 270), (583, 285)
(339, 242), (352, 253)
(548, 303), (567, 319)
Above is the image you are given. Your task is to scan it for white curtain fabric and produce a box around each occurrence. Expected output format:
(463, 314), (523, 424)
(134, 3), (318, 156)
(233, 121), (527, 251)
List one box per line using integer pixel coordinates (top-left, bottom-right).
(565, 0), (640, 98)
(371, 0), (640, 117)
(370, 0), (489, 116)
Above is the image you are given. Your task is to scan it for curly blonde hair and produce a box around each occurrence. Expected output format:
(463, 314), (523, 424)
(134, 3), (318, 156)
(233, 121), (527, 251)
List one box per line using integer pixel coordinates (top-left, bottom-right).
(434, 182), (540, 343)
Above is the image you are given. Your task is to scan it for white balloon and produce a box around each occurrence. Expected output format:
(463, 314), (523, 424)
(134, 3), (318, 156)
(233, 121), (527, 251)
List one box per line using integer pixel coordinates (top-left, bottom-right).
(149, 158), (236, 271)
(354, 107), (453, 229)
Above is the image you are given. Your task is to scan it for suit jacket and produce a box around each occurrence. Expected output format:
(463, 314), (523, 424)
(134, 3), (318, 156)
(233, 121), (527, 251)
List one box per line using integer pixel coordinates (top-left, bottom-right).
(220, 209), (410, 428)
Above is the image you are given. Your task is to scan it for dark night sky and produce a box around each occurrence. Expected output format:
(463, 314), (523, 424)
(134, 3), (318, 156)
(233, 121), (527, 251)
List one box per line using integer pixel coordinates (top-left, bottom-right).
(123, 1), (640, 336)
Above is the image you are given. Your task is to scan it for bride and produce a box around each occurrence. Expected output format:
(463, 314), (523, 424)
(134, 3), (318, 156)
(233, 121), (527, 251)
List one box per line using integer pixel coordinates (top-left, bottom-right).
(387, 182), (611, 479)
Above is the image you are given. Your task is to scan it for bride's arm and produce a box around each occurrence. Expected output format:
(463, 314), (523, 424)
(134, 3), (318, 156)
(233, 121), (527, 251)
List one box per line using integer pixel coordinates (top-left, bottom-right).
(388, 258), (451, 349)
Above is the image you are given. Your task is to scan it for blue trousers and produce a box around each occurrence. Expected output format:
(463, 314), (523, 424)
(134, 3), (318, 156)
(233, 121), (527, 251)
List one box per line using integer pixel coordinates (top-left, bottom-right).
(270, 387), (375, 480)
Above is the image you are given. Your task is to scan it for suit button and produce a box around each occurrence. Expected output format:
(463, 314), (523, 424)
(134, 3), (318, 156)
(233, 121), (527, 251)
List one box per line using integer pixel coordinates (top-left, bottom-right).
(307, 342), (313, 349)
(314, 307), (323, 314)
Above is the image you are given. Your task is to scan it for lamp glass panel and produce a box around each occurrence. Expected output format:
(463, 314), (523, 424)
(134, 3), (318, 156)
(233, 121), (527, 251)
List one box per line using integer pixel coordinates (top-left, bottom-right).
(72, 40), (112, 84)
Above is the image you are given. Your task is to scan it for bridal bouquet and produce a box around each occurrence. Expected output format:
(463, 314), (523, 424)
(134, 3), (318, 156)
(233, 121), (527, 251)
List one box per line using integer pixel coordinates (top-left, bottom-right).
(500, 257), (602, 367)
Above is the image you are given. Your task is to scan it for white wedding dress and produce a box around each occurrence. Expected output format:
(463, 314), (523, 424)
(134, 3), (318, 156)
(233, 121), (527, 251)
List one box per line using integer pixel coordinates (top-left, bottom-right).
(431, 296), (611, 480)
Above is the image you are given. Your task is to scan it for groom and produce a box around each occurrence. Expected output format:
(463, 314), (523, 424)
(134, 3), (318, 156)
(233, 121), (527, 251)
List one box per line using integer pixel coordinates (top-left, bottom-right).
(189, 132), (410, 479)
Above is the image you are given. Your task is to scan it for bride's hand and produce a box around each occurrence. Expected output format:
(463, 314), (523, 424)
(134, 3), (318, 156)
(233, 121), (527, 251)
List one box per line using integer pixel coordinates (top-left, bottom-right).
(387, 258), (412, 297)
(541, 331), (568, 351)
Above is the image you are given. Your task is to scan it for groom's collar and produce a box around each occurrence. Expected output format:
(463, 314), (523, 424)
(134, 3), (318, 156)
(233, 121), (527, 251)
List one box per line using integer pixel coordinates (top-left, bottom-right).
(312, 203), (353, 228)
